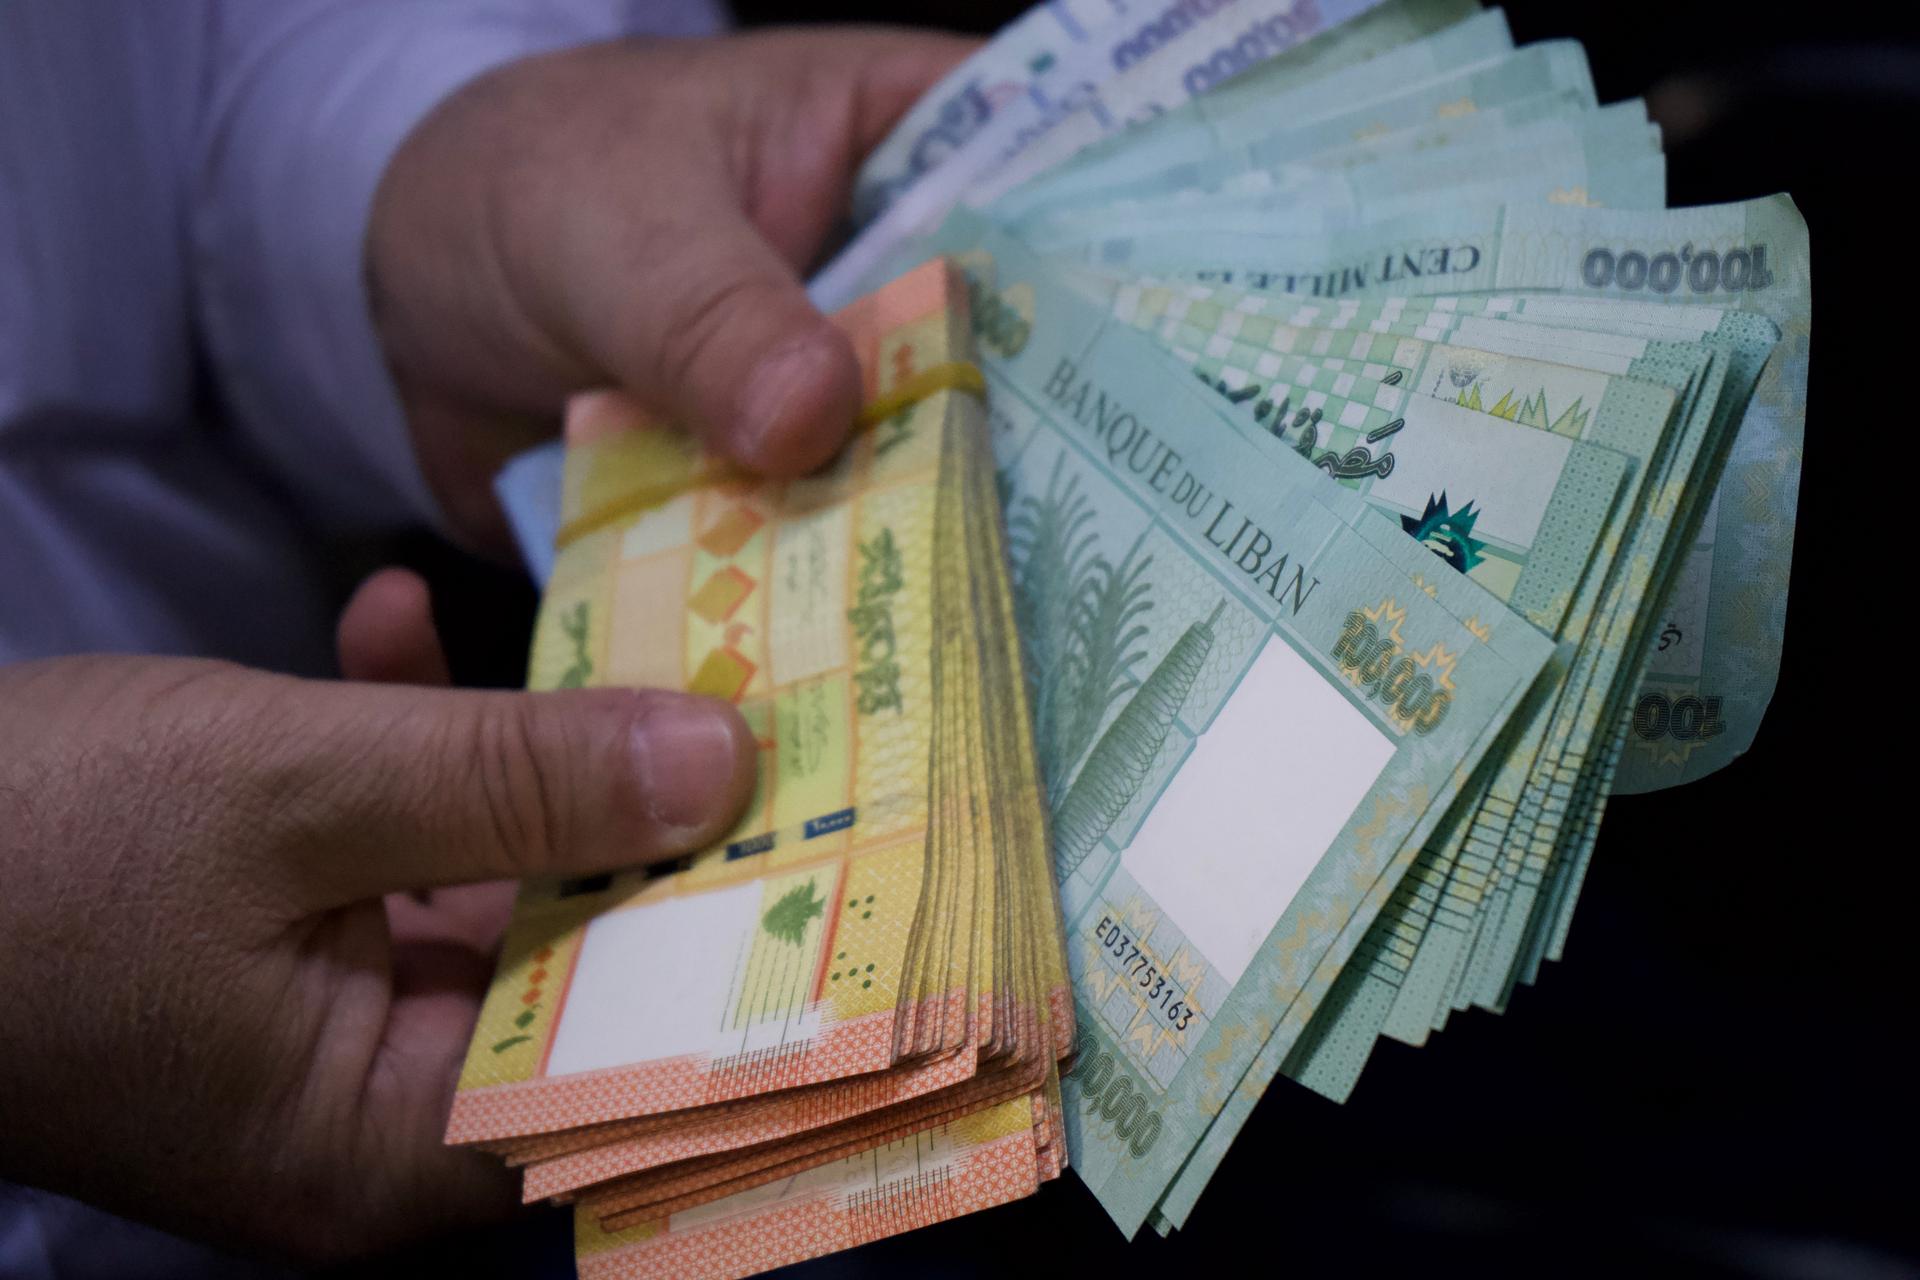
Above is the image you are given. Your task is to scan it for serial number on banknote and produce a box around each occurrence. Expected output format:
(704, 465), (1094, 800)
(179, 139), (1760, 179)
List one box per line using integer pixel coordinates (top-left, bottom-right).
(1094, 916), (1195, 1032)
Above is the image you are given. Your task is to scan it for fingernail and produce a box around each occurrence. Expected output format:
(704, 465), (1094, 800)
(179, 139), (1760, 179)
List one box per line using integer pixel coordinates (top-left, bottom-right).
(735, 330), (852, 472)
(633, 694), (747, 831)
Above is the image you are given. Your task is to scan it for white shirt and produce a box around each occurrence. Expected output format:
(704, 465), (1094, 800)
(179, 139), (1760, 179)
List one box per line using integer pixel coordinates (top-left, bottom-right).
(0, 1), (722, 1271)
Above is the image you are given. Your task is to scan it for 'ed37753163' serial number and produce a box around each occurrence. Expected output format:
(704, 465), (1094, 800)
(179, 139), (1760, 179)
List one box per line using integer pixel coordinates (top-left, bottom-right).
(1094, 916), (1195, 1032)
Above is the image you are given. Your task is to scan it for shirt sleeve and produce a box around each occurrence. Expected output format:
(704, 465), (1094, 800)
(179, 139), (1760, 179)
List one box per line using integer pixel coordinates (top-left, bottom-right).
(190, 0), (723, 537)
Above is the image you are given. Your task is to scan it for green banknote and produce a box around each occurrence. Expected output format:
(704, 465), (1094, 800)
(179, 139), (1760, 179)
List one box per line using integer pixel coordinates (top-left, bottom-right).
(1103, 286), (1777, 1032)
(1104, 290), (1714, 1004)
(1160, 321), (1752, 1186)
(1017, 121), (1665, 253)
(889, 213), (1555, 1236)
(964, 231), (1683, 1050)
(1078, 196), (1808, 796)
(1002, 203), (1794, 1228)
(1002, 86), (1634, 239)
(1038, 92), (1659, 224)
(1169, 294), (1774, 1018)
(984, 2), (1513, 223)
(1004, 54), (1663, 244)
(1024, 39), (1601, 222)
(1081, 271), (1783, 1038)
(849, 0), (1141, 223)
(815, 0), (1403, 307)
(1059, 296), (1726, 1225)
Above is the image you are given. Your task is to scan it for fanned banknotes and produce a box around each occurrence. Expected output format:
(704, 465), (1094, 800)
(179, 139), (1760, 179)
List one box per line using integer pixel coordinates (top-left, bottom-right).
(479, 0), (1808, 1267)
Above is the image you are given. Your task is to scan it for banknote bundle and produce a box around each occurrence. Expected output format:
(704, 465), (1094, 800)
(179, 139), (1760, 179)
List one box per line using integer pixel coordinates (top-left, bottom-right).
(450, 260), (1078, 1276)
(823, 0), (1807, 1239)
(481, 0), (1810, 1267)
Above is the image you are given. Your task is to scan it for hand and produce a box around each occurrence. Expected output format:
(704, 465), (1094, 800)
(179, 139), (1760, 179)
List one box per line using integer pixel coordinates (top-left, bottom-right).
(0, 567), (756, 1260)
(367, 27), (975, 549)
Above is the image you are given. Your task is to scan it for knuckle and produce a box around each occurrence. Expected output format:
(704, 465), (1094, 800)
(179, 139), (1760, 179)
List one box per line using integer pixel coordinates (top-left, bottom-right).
(471, 689), (670, 875)
(470, 694), (571, 878)
(653, 271), (772, 412)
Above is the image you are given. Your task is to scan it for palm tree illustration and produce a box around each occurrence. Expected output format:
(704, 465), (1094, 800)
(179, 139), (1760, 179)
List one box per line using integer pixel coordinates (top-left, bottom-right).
(1004, 454), (1225, 878)
(1050, 600), (1223, 879)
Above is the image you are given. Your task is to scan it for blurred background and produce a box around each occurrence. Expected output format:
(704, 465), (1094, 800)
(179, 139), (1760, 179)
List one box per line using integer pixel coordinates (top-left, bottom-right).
(377, 3), (1918, 1276)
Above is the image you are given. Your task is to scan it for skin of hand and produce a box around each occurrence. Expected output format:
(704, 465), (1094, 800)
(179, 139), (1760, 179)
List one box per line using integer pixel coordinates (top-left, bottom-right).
(368, 26), (977, 552)
(0, 28), (971, 1262)
(0, 573), (754, 1260)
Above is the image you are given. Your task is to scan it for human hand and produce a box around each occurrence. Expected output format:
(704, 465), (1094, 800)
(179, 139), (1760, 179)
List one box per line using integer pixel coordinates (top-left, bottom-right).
(0, 567), (755, 1260)
(366, 28), (975, 548)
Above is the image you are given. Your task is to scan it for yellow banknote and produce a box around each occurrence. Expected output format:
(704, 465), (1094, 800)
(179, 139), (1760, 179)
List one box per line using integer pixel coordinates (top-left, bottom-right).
(450, 261), (1007, 1144)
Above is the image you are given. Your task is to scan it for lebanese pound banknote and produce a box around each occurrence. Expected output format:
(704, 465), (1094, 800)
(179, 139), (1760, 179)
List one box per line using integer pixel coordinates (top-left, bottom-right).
(1053, 270), (1769, 1225)
(850, 0), (1139, 225)
(478, 1), (1812, 1260)
(854, 0), (1487, 228)
(983, 3), (1517, 230)
(1063, 201), (1796, 1097)
(1077, 194), (1807, 794)
(813, 0), (1397, 309)
(893, 213), (1557, 1234)
(1086, 276), (1763, 1031)
(880, 102), (1792, 1232)
(903, 207), (1697, 1233)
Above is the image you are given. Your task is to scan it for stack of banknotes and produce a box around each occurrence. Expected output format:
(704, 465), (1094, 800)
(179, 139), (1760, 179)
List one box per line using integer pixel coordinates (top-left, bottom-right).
(473, 0), (1810, 1272)
(449, 260), (1079, 1277)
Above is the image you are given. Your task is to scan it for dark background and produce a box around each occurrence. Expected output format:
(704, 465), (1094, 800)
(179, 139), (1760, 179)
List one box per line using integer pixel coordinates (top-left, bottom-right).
(387, 4), (1919, 1277)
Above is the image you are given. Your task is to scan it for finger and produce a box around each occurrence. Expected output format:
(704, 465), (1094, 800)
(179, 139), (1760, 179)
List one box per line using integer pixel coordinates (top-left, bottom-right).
(336, 567), (453, 686)
(846, 29), (984, 156)
(386, 881), (518, 953)
(388, 936), (499, 1009)
(723, 28), (983, 267)
(607, 29), (975, 475)
(756, 27), (984, 165)
(579, 207), (863, 479)
(400, 39), (863, 480)
(630, 29), (973, 472)
(363, 980), (525, 1239)
(232, 676), (756, 908)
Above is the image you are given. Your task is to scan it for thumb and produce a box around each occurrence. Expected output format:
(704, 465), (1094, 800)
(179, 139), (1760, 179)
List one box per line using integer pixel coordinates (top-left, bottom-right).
(576, 211), (862, 478)
(564, 27), (981, 476)
(247, 675), (757, 908)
